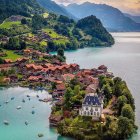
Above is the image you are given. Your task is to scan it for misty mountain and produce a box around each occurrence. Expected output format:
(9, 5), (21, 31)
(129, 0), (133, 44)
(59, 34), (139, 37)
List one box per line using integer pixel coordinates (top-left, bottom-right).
(64, 2), (140, 31)
(36, 0), (75, 19)
(124, 13), (140, 23)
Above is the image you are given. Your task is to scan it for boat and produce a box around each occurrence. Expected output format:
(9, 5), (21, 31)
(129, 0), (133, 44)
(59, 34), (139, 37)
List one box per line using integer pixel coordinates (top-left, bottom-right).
(28, 98), (30, 101)
(31, 110), (35, 114)
(5, 101), (9, 104)
(3, 120), (9, 125)
(16, 106), (22, 110)
(38, 133), (44, 137)
(0, 105), (2, 107)
(22, 99), (25, 103)
(11, 97), (15, 100)
(36, 95), (39, 98)
(27, 95), (30, 97)
(38, 99), (43, 102)
(25, 121), (28, 125)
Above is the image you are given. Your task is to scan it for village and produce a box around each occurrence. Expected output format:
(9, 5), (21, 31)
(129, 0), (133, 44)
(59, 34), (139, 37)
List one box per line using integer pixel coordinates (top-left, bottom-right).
(0, 48), (116, 125)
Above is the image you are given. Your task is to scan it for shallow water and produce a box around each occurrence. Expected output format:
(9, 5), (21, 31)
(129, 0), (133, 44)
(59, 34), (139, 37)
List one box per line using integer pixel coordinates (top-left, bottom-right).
(0, 32), (140, 140)
(0, 87), (73, 140)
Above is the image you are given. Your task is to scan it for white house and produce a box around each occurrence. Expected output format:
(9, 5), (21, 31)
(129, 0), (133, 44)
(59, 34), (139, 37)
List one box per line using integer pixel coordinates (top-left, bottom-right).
(79, 93), (104, 120)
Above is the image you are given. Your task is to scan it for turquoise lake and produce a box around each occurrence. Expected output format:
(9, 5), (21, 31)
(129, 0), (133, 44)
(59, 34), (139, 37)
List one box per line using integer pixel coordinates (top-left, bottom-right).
(0, 32), (140, 140)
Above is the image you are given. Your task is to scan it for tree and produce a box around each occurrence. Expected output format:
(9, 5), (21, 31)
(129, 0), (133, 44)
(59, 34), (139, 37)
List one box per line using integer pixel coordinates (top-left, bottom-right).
(117, 95), (127, 115)
(103, 83), (112, 102)
(21, 18), (27, 24)
(121, 104), (134, 120)
(57, 47), (64, 57)
(20, 41), (26, 49)
(64, 87), (74, 109)
(0, 58), (4, 64)
(73, 85), (81, 95)
(117, 116), (134, 139)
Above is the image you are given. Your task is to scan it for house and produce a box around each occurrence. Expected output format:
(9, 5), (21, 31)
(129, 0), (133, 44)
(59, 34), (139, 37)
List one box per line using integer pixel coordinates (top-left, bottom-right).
(79, 93), (104, 120)
(62, 74), (75, 83)
(52, 83), (65, 98)
(86, 84), (98, 93)
(4, 59), (13, 64)
(0, 64), (13, 72)
(98, 65), (107, 73)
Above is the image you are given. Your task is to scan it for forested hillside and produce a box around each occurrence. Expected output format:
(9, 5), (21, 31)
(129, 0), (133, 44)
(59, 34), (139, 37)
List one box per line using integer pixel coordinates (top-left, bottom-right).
(0, 0), (43, 23)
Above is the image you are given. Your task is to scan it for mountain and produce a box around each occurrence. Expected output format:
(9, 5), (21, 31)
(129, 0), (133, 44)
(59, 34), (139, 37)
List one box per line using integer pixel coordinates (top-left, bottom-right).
(76, 15), (114, 46)
(36, 0), (75, 19)
(0, 0), (43, 23)
(124, 13), (140, 23)
(64, 2), (140, 31)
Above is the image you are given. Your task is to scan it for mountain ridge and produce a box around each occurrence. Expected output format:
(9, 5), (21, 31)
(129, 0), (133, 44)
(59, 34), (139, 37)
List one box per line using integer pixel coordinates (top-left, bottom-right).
(36, 0), (76, 19)
(64, 2), (140, 31)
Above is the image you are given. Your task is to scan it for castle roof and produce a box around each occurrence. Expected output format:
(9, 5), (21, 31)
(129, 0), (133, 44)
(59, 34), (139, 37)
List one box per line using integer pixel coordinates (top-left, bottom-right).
(83, 93), (102, 106)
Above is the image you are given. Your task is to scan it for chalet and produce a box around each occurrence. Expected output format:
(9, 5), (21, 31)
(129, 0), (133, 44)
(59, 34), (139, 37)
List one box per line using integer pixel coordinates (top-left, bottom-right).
(3, 78), (11, 84)
(23, 49), (32, 57)
(9, 75), (18, 83)
(4, 59), (13, 64)
(52, 83), (65, 98)
(0, 64), (13, 72)
(16, 58), (29, 67)
(98, 65), (107, 73)
(79, 93), (104, 120)
(62, 74), (75, 83)
(86, 84), (98, 93)
(49, 114), (63, 126)
(28, 76), (43, 82)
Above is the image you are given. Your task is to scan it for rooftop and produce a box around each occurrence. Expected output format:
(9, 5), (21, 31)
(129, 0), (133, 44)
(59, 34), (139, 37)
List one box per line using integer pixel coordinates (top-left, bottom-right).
(83, 93), (102, 106)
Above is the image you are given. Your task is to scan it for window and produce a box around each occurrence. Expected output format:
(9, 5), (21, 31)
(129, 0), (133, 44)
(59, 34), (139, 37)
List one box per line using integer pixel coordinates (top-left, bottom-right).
(95, 108), (98, 111)
(97, 112), (99, 116)
(94, 112), (96, 116)
(84, 111), (86, 115)
(86, 107), (88, 110)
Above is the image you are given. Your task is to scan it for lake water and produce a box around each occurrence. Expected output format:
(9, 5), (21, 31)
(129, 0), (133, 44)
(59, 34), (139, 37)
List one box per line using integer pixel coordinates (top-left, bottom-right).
(65, 32), (140, 140)
(0, 87), (73, 140)
(0, 32), (140, 140)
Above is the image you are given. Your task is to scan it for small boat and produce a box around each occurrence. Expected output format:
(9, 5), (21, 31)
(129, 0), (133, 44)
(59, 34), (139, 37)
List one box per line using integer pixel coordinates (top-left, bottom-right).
(27, 95), (30, 97)
(38, 133), (44, 137)
(22, 99), (25, 103)
(38, 99), (43, 102)
(36, 95), (39, 98)
(25, 121), (28, 125)
(4, 120), (9, 125)
(5, 101), (9, 104)
(16, 106), (22, 110)
(28, 98), (30, 101)
(11, 97), (15, 100)
(31, 110), (35, 114)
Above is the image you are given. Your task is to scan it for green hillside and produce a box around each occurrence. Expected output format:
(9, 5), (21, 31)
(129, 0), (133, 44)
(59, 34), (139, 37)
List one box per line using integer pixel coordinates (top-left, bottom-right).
(0, 0), (44, 23)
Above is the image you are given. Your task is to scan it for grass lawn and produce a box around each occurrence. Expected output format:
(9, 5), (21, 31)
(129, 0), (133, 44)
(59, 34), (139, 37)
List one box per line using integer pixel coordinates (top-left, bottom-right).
(2, 50), (22, 61)
(43, 12), (49, 18)
(0, 21), (21, 29)
(43, 28), (65, 39)
(54, 39), (69, 45)
(40, 40), (47, 47)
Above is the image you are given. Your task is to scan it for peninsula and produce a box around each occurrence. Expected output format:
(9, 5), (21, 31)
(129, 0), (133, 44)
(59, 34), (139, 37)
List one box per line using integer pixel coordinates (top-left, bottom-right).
(0, 47), (137, 140)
